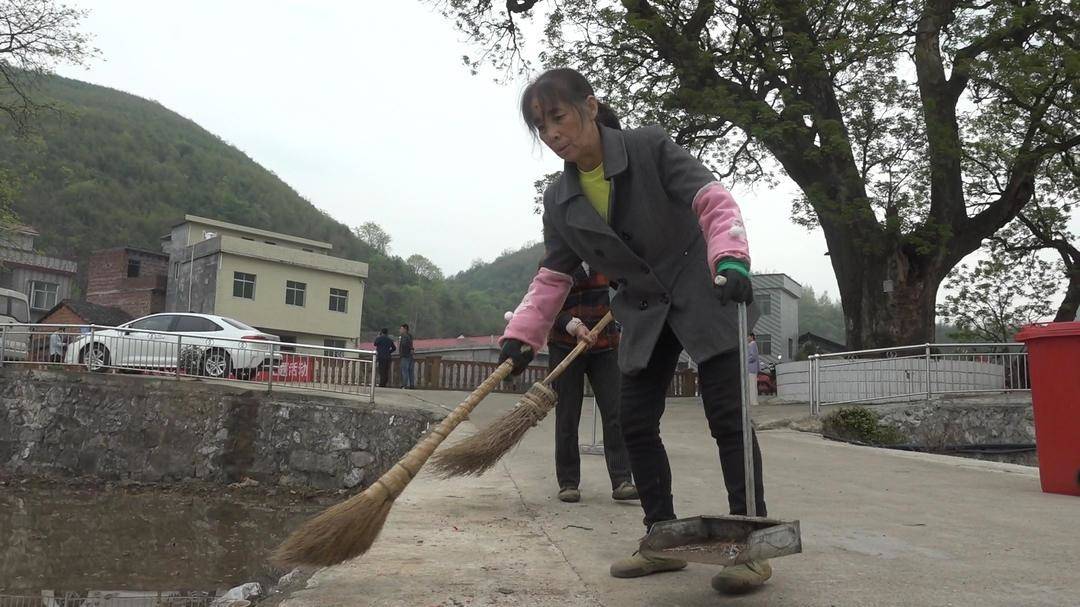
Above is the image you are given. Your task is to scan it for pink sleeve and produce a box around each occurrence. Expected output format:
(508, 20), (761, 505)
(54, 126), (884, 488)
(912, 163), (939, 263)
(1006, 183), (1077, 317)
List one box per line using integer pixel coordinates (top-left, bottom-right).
(692, 181), (750, 274)
(501, 267), (574, 352)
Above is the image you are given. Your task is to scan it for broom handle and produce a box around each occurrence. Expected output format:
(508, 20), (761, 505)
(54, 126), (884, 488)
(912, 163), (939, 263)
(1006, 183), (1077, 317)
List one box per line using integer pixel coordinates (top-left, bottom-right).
(370, 360), (515, 498)
(541, 311), (614, 385)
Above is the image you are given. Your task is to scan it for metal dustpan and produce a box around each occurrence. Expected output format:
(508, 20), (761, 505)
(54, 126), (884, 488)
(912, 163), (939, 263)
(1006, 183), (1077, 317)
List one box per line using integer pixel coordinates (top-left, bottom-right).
(640, 300), (802, 566)
(639, 515), (801, 566)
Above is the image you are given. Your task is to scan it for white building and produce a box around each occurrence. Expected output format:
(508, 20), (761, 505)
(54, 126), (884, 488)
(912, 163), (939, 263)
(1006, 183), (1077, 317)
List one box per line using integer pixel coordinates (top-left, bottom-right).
(752, 273), (802, 365)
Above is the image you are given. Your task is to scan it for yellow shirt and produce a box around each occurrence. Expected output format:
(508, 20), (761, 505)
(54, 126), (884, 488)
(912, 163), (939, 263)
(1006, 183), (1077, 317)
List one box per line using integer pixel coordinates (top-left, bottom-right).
(579, 163), (610, 222)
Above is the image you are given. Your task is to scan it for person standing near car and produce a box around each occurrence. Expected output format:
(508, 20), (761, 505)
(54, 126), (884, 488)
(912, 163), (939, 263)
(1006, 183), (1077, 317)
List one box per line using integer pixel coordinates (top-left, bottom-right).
(49, 329), (66, 363)
(373, 328), (396, 387)
(398, 323), (415, 389)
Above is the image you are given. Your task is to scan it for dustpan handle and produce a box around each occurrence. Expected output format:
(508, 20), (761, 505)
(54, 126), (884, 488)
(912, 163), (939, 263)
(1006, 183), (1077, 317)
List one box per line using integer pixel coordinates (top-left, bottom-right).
(736, 301), (756, 518)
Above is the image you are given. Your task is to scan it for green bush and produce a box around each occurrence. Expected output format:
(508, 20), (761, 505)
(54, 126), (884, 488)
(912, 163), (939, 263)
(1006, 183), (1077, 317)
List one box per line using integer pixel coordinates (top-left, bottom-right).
(822, 406), (906, 445)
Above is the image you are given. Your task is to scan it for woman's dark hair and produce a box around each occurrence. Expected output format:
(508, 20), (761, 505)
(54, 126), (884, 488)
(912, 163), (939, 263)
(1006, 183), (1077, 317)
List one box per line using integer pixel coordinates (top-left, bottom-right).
(521, 68), (621, 136)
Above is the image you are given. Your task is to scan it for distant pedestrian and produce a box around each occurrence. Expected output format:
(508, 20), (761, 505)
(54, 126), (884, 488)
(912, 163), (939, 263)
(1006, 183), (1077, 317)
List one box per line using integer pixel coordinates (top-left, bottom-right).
(373, 328), (396, 387)
(398, 324), (415, 389)
(48, 329), (65, 363)
(747, 332), (760, 407)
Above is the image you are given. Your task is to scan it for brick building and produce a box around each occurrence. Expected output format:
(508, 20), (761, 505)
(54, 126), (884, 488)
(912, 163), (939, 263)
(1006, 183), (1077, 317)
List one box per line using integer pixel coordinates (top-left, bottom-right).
(38, 299), (133, 327)
(86, 247), (169, 318)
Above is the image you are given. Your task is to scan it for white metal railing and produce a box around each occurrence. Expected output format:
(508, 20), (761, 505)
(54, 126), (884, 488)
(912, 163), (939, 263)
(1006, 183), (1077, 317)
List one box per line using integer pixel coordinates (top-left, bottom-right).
(0, 323), (376, 402)
(808, 342), (1029, 415)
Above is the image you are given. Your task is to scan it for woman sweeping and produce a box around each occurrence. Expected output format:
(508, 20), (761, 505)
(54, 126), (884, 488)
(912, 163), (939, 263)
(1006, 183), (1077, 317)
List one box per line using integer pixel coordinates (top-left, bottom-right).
(499, 68), (771, 595)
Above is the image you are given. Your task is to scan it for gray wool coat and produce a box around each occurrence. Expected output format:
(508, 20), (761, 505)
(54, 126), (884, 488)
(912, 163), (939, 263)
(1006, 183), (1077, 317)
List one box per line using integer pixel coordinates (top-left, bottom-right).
(540, 125), (757, 375)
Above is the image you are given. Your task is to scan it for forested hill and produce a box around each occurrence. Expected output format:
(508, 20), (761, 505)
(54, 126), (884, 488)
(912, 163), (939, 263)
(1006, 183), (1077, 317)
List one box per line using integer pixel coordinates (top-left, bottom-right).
(447, 242), (544, 314)
(0, 73), (507, 337)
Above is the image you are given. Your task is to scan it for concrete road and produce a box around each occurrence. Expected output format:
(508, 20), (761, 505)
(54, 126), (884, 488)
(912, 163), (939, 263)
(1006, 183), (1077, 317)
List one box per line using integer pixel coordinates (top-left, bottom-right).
(281, 390), (1080, 607)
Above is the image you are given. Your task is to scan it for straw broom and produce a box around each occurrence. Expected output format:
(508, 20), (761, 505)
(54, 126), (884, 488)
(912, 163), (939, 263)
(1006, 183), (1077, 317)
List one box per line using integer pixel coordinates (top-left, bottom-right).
(272, 358), (516, 568)
(430, 311), (614, 478)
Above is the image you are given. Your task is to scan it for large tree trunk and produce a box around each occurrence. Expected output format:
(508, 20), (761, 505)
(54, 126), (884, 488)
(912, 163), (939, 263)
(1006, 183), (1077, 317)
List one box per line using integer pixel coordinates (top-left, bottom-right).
(830, 241), (943, 349)
(1054, 267), (1080, 322)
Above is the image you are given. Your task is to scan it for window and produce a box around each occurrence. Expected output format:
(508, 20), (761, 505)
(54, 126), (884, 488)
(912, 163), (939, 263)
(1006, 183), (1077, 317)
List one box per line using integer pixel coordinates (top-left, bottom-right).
(302, 248), (314, 253)
(129, 315), (175, 332)
(233, 272), (256, 299)
(758, 293), (772, 316)
(324, 338), (347, 357)
(29, 281), (59, 310)
(789, 338), (795, 360)
(265, 240), (277, 245)
(174, 316), (223, 333)
(242, 237), (255, 241)
(286, 281), (306, 306)
(0, 268), (13, 289)
(329, 288), (348, 313)
(757, 333), (773, 356)
(127, 258), (141, 278)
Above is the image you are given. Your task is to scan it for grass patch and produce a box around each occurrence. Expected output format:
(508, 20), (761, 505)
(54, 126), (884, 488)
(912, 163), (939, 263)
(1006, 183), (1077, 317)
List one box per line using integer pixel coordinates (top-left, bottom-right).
(821, 407), (906, 445)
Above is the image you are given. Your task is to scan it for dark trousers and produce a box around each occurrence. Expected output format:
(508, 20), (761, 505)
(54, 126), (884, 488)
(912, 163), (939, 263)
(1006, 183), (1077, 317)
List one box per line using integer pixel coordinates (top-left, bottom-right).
(620, 323), (766, 529)
(549, 343), (633, 490)
(377, 358), (391, 387)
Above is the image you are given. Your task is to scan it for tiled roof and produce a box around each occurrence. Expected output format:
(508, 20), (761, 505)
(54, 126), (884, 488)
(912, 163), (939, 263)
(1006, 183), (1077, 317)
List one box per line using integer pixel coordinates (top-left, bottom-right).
(40, 299), (133, 327)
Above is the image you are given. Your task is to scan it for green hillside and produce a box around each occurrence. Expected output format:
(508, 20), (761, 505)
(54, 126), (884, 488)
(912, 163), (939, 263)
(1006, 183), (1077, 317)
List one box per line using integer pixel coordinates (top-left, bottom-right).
(0, 73), (504, 337)
(448, 242), (544, 313)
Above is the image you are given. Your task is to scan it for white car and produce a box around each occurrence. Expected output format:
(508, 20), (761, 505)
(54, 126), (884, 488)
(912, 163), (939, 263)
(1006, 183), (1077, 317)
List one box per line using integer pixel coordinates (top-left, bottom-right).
(0, 287), (31, 361)
(64, 313), (281, 379)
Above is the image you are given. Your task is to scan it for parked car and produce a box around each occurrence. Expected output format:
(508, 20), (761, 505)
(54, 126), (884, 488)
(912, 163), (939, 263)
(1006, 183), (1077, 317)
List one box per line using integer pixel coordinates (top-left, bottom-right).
(64, 313), (281, 379)
(0, 287), (30, 361)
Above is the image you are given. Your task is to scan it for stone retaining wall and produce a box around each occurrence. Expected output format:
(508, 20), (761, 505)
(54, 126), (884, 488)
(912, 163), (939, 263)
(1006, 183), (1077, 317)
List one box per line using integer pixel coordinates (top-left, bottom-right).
(0, 368), (444, 489)
(874, 397), (1035, 447)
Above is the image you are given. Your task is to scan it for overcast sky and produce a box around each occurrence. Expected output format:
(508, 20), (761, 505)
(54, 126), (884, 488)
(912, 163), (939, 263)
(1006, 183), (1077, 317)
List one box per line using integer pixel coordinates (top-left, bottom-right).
(53, 1), (1073, 305)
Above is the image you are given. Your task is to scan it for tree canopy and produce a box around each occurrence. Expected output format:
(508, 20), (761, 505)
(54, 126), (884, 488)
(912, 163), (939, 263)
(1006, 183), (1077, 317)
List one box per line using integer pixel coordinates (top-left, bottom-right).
(0, 0), (96, 132)
(436, 0), (1079, 348)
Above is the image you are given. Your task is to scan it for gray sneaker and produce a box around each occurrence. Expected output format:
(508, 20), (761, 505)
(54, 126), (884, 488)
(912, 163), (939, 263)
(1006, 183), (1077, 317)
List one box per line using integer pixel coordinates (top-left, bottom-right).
(557, 487), (580, 503)
(710, 560), (772, 594)
(611, 481), (639, 501)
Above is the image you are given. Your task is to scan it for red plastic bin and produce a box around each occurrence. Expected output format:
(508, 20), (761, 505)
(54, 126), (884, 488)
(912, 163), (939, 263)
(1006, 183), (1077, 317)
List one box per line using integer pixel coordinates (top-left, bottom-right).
(1015, 322), (1080, 496)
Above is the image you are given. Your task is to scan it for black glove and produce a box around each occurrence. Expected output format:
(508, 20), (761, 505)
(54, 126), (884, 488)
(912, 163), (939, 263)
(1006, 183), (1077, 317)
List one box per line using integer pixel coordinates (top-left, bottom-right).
(499, 339), (534, 375)
(715, 264), (754, 306)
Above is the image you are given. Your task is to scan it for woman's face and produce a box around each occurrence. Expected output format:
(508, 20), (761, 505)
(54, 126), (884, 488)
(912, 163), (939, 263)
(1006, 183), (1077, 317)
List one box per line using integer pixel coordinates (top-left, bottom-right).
(530, 97), (601, 168)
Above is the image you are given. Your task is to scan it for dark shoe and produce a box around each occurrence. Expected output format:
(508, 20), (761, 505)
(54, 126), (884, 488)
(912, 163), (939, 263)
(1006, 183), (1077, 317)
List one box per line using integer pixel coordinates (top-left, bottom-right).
(710, 560), (772, 594)
(557, 487), (580, 503)
(611, 481), (639, 501)
(610, 551), (687, 578)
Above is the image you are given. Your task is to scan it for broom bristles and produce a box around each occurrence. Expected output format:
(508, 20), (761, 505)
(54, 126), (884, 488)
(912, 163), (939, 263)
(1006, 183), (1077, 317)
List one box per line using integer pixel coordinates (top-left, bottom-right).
(430, 383), (555, 478)
(270, 360), (517, 569)
(272, 485), (395, 568)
